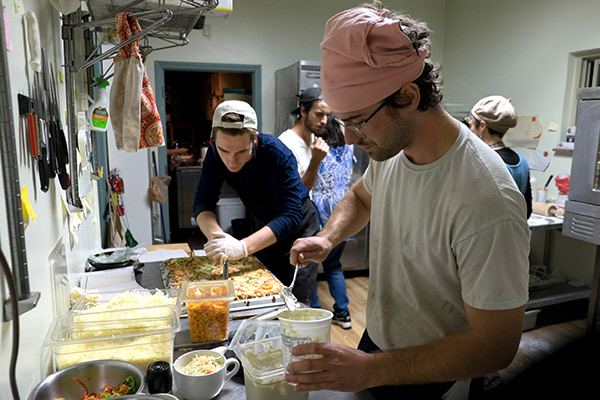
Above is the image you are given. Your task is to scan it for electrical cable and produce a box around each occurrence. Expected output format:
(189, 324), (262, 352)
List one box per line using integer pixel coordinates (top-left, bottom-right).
(1, 248), (21, 400)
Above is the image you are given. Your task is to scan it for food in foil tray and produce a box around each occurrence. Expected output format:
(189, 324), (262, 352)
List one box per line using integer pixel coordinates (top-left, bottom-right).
(162, 256), (282, 300)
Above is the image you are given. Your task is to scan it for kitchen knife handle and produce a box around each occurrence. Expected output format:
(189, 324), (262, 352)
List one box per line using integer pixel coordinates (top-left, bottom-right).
(27, 113), (38, 156)
(38, 144), (49, 193)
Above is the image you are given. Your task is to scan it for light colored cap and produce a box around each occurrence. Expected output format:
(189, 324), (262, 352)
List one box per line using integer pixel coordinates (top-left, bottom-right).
(320, 7), (428, 114)
(212, 100), (258, 130)
(470, 95), (518, 134)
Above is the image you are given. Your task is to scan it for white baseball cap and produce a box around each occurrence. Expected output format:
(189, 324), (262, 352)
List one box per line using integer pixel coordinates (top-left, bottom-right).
(212, 100), (258, 130)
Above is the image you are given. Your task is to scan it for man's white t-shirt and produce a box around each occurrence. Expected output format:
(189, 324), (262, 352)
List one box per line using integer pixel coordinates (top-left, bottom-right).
(362, 124), (530, 351)
(279, 129), (313, 176)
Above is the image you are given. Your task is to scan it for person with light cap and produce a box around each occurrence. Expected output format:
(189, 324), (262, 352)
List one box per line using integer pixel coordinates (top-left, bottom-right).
(279, 87), (331, 190)
(468, 95), (532, 218)
(193, 100), (319, 304)
(287, 2), (530, 399)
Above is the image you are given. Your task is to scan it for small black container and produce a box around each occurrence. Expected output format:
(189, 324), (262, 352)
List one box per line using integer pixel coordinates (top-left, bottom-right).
(146, 361), (173, 394)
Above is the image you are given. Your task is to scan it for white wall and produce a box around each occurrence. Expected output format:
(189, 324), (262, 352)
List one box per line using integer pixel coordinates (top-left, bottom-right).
(442, 0), (600, 283)
(443, 0), (600, 200)
(0, 1), (102, 397)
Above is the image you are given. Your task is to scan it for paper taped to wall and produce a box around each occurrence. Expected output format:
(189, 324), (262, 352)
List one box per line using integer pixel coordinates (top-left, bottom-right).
(503, 116), (543, 149)
(529, 149), (551, 171)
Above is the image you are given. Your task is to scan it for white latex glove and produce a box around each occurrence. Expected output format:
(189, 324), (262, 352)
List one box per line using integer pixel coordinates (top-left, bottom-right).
(204, 232), (248, 263)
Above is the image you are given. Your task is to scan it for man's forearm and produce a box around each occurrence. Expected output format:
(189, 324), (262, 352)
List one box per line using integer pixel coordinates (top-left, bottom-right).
(364, 306), (525, 387)
(318, 178), (371, 246)
(196, 211), (222, 240)
(243, 225), (277, 255)
(301, 159), (321, 190)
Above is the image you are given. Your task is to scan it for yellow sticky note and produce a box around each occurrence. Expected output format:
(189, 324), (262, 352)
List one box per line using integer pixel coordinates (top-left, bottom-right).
(20, 185), (37, 223)
(548, 120), (559, 132)
(13, 0), (25, 15)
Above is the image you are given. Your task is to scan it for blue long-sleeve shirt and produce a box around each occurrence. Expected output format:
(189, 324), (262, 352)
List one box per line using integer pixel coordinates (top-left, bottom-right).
(193, 133), (309, 241)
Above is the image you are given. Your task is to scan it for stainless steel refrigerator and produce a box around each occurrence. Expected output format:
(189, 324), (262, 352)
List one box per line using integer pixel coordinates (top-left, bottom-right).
(275, 60), (322, 136)
(275, 60), (370, 271)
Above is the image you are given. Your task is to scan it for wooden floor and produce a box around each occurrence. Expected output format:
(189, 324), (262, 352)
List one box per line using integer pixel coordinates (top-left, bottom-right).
(317, 273), (588, 386)
(317, 272), (369, 347)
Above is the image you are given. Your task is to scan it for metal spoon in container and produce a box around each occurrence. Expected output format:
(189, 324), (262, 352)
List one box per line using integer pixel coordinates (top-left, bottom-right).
(281, 263), (302, 311)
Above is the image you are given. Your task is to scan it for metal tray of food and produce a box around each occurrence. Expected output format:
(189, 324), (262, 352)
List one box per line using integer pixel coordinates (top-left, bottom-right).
(159, 256), (283, 311)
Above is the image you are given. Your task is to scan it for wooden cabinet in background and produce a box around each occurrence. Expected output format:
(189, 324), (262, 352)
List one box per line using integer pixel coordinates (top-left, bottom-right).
(203, 72), (252, 118)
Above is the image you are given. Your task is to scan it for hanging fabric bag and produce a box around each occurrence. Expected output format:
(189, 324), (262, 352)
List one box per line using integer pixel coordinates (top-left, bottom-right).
(110, 13), (164, 152)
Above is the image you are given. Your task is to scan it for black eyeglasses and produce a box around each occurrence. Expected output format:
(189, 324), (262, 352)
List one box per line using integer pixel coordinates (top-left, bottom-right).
(338, 99), (389, 139)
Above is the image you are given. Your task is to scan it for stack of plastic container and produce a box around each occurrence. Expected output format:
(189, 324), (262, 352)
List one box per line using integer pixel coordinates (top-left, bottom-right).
(229, 320), (308, 400)
(44, 288), (181, 372)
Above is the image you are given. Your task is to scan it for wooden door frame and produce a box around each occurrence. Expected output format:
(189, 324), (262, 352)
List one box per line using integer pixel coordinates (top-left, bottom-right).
(154, 61), (261, 242)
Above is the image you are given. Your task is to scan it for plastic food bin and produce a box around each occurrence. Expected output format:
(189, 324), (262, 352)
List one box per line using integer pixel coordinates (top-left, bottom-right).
(183, 280), (235, 343)
(71, 288), (182, 317)
(229, 320), (307, 400)
(44, 304), (180, 372)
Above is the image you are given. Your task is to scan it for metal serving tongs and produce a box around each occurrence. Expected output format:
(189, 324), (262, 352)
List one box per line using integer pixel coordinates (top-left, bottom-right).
(221, 256), (229, 279)
(280, 263), (302, 311)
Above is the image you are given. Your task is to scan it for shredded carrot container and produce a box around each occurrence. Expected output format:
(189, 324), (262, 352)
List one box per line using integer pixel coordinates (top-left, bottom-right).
(183, 280), (235, 343)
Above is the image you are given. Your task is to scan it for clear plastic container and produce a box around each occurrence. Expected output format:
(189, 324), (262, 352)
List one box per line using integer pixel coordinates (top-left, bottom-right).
(230, 320), (308, 400)
(44, 305), (180, 372)
(71, 288), (182, 317)
(183, 280), (235, 343)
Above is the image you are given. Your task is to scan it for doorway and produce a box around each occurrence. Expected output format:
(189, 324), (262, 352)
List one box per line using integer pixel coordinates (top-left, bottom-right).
(154, 62), (261, 244)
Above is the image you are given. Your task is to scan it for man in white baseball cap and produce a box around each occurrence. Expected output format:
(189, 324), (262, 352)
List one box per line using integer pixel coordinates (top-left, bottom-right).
(193, 100), (319, 304)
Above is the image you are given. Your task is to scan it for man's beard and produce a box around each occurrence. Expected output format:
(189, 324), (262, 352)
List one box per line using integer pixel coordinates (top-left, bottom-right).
(305, 117), (324, 135)
(362, 112), (415, 162)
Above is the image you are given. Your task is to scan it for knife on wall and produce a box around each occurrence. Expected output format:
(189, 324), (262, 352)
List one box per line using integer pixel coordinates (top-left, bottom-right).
(33, 73), (49, 192)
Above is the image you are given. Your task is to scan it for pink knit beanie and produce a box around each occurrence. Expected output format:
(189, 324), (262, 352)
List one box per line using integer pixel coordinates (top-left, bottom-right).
(320, 8), (428, 114)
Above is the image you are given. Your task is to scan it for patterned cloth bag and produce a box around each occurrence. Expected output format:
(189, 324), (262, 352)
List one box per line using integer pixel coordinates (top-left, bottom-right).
(110, 12), (164, 152)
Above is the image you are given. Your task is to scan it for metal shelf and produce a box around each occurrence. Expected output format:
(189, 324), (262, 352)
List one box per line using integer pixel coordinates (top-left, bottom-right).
(76, 0), (218, 73)
(527, 282), (591, 310)
(86, 0), (215, 39)
(61, 0), (217, 209)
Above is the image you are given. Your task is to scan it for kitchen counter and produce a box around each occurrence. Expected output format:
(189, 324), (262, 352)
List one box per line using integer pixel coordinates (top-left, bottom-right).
(136, 253), (374, 400)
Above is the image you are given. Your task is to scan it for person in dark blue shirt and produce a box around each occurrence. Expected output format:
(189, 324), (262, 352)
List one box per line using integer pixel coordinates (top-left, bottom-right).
(193, 100), (319, 303)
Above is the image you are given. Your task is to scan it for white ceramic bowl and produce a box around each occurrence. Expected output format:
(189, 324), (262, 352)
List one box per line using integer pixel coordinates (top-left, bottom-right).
(173, 348), (240, 400)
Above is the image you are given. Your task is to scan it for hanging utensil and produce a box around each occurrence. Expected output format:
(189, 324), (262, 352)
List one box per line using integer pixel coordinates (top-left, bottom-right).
(33, 73), (49, 192)
(49, 61), (70, 189)
(40, 50), (57, 180)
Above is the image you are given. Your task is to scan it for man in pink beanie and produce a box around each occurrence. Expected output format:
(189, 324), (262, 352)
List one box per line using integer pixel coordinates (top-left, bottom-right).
(289, 2), (530, 399)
